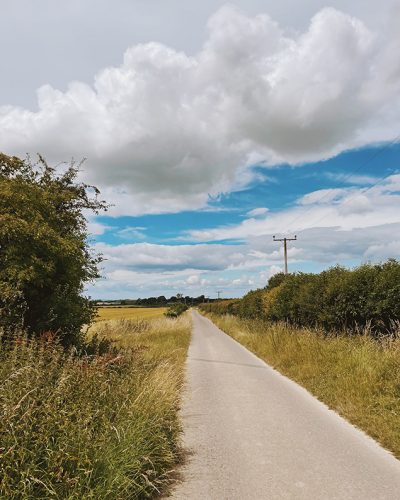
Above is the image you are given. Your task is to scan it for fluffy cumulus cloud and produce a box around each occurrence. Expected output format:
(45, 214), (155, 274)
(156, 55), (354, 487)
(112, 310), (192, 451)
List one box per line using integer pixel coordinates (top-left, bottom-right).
(1, 6), (400, 215)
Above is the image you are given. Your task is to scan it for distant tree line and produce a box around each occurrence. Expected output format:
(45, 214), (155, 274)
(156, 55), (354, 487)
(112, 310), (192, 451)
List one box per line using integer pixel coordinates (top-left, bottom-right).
(96, 295), (218, 307)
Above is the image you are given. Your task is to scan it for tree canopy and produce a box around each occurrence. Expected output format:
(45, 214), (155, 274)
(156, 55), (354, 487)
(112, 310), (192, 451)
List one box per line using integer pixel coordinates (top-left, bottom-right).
(0, 153), (107, 346)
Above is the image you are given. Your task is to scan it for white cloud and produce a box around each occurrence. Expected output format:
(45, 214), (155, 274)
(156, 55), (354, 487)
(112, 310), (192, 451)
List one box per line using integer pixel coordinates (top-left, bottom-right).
(247, 207), (269, 217)
(187, 174), (400, 241)
(186, 274), (201, 285)
(326, 173), (379, 185)
(1, 6), (400, 215)
(364, 240), (400, 260)
(299, 188), (348, 206)
(87, 219), (110, 236)
(94, 241), (274, 272)
(116, 226), (147, 240)
(90, 209), (400, 299)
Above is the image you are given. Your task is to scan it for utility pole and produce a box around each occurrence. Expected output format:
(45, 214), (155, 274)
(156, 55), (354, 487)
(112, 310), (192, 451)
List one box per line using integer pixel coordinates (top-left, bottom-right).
(273, 235), (297, 275)
(216, 290), (222, 301)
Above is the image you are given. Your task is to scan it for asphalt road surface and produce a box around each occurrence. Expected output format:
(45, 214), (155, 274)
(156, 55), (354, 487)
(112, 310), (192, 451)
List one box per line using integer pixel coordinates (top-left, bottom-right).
(170, 310), (400, 499)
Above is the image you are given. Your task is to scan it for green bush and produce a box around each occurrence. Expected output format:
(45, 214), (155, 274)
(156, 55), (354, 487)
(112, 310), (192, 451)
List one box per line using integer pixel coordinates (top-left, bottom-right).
(199, 300), (240, 316)
(0, 153), (106, 346)
(164, 302), (188, 317)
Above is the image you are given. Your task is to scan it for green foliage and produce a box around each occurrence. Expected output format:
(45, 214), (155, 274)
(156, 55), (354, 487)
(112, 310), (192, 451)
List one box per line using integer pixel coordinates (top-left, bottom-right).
(200, 260), (400, 335)
(200, 299), (240, 316)
(0, 153), (107, 346)
(164, 302), (188, 317)
(265, 272), (287, 290)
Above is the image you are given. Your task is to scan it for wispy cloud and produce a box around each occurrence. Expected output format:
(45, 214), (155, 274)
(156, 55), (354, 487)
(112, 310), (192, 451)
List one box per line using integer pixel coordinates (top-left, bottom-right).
(116, 226), (147, 240)
(246, 207), (269, 217)
(325, 172), (379, 185)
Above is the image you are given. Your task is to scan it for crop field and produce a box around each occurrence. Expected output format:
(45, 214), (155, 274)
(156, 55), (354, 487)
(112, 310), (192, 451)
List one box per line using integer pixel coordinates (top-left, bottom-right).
(95, 306), (167, 322)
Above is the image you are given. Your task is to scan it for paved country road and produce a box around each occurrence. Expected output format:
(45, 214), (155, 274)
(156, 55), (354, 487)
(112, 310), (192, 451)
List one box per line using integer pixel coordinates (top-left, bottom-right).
(170, 310), (400, 499)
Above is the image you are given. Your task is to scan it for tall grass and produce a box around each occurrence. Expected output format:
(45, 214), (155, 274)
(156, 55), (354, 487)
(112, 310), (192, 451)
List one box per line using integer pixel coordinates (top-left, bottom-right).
(208, 313), (400, 458)
(0, 315), (191, 499)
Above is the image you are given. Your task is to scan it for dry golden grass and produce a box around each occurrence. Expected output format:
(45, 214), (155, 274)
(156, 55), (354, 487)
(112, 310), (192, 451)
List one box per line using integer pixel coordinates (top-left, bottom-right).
(90, 315), (191, 362)
(208, 313), (400, 458)
(95, 306), (167, 322)
(0, 313), (191, 499)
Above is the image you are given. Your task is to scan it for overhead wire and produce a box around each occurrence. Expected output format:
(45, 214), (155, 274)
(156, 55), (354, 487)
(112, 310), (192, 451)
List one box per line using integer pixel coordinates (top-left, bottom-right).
(310, 166), (400, 229)
(278, 134), (400, 234)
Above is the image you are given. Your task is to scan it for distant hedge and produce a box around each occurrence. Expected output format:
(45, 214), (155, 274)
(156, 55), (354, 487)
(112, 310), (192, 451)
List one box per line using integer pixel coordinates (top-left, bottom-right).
(199, 260), (400, 335)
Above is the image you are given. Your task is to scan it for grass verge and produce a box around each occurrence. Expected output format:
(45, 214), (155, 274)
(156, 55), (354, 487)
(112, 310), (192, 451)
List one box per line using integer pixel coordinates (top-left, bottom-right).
(206, 313), (400, 458)
(0, 314), (191, 499)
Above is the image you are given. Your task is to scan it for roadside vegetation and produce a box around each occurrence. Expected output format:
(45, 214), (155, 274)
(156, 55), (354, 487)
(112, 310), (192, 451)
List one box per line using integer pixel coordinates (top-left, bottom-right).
(164, 303), (189, 318)
(0, 314), (191, 499)
(0, 153), (107, 347)
(201, 260), (400, 336)
(0, 153), (191, 499)
(199, 261), (400, 457)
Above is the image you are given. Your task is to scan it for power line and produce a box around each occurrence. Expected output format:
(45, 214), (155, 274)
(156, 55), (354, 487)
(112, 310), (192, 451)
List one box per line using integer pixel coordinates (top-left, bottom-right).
(310, 167), (399, 229)
(281, 134), (400, 233)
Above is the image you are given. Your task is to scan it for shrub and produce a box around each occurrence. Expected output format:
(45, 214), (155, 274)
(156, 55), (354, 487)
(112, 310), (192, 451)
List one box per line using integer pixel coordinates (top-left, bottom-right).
(165, 302), (188, 317)
(199, 299), (240, 316)
(0, 153), (107, 346)
(236, 290), (266, 320)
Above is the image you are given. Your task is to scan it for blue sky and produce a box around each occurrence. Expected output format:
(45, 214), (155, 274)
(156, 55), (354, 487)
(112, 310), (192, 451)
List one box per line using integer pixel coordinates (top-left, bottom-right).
(87, 142), (400, 299)
(1, 1), (400, 299)
(93, 143), (400, 247)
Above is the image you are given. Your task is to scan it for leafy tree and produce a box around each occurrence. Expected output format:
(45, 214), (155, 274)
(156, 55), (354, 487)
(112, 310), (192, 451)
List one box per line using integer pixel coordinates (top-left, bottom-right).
(0, 153), (107, 346)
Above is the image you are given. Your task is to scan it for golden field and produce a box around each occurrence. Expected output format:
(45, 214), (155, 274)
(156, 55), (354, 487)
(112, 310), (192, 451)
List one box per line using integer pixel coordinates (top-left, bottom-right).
(95, 306), (167, 322)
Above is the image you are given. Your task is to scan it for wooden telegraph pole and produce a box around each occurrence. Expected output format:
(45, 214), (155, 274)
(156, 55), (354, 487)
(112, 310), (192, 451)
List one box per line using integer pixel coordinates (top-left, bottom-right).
(273, 235), (297, 275)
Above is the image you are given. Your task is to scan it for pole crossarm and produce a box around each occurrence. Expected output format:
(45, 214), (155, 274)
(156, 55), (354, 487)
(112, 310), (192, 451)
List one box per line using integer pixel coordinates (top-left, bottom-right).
(272, 236), (297, 242)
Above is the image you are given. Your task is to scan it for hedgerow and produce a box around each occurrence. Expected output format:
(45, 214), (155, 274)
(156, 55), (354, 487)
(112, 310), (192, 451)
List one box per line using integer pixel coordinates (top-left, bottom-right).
(200, 260), (400, 336)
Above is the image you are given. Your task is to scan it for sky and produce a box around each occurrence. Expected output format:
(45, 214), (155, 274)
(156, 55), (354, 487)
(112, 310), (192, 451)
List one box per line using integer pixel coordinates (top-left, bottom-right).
(1, 0), (400, 299)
